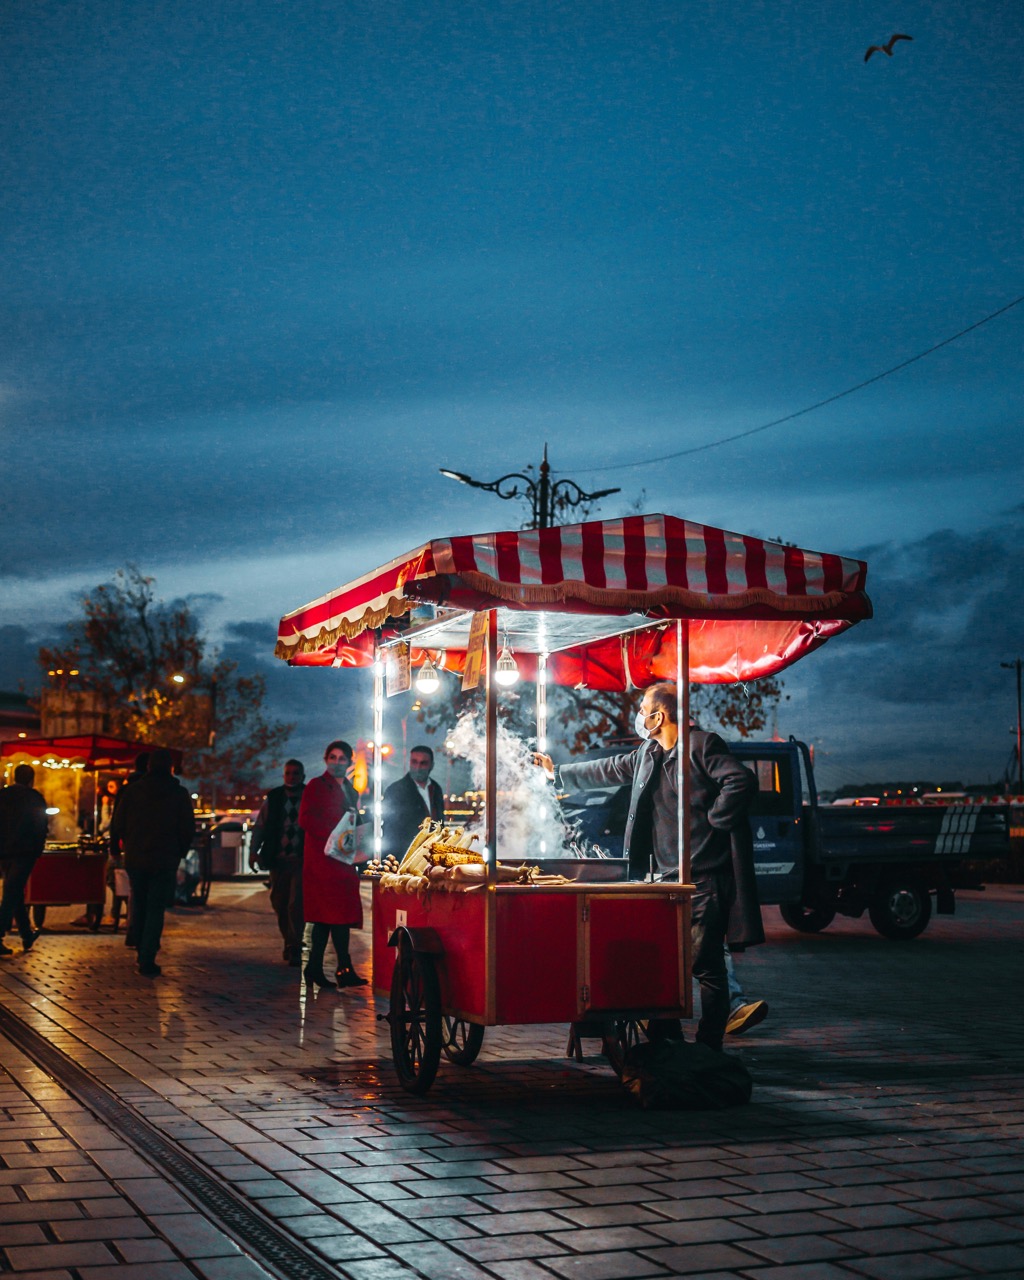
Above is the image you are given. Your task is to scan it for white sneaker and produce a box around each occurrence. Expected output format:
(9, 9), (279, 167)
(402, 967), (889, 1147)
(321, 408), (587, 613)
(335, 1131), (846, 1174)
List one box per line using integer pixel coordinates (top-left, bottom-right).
(726, 999), (768, 1036)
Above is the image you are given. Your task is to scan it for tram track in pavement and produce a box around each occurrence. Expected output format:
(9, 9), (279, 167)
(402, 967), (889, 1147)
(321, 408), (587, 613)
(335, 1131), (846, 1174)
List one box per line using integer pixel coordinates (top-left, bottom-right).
(0, 1003), (364, 1280)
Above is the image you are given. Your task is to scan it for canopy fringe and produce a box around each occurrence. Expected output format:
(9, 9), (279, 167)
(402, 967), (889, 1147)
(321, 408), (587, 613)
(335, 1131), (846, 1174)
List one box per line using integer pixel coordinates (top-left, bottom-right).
(456, 570), (853, 618)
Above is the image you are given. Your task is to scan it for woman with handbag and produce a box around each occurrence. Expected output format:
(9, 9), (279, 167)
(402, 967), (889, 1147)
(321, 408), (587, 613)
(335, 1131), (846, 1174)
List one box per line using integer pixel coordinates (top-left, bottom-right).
(297, 740), (368, 989)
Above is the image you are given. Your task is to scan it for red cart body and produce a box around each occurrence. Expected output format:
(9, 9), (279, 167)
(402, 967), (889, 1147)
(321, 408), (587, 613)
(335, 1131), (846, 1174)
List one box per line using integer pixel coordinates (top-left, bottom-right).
(373, 880), (692, 1026)
(24, 847), (107, 930)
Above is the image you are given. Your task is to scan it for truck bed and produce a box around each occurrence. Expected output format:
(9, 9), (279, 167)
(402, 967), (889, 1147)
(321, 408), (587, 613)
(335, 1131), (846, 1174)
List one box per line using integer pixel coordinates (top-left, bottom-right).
(814, 804), (1010, 866)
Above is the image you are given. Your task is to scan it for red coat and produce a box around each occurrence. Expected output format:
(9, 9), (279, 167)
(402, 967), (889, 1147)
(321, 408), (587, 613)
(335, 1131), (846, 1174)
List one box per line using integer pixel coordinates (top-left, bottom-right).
(298, 772), (363, 927)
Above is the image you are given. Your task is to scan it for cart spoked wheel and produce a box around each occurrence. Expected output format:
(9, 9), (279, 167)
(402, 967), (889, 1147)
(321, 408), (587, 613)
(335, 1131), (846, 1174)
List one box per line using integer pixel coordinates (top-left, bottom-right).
(442, 1016), (485, 1066)
(603, 1019), (649, 1079)
(32, 906), (46, 929)
(86, 905), (103, 933)
(389, 940), (442, 1094)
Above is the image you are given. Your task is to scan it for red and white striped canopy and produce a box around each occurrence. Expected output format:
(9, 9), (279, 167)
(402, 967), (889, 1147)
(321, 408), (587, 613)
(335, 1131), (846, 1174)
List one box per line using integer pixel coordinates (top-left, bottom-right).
(275, 514), (870, 687)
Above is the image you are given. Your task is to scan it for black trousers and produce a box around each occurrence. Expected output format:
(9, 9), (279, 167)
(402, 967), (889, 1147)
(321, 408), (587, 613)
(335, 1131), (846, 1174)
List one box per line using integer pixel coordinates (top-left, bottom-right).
(0, 858), (36, 941)
(127, 867), (177, 968)
(268, 859), (304, 958)
(690, 870), (735, 1052)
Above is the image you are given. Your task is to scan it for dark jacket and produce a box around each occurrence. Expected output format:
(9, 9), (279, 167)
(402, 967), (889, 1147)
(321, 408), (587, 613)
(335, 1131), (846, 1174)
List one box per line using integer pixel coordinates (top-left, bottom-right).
(0, 784), (49, 863)
(250, 784), (305, 869)
(559, 729), (764, 948)
(110, 773), (195, 873)
(382, 773), (445, 861)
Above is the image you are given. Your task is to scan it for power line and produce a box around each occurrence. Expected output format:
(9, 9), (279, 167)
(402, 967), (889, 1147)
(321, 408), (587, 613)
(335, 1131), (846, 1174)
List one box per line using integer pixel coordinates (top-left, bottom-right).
(578, 293), (1024, 474)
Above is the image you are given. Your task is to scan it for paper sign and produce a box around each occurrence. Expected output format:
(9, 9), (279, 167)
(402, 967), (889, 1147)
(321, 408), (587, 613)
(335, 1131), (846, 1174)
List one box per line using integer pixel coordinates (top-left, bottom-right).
(461, 613), (489, 691)
(386, 642), (411, 696)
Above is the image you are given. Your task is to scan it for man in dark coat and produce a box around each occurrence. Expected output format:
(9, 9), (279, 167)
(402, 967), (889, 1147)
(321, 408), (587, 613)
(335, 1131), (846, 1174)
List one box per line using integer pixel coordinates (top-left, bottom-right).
(110, 747), (195, 977)
(382, 745), (445, 861)
(536, 681), (761, 1051)
(249, 759), (306, 965)
(0, 765), (49, 957)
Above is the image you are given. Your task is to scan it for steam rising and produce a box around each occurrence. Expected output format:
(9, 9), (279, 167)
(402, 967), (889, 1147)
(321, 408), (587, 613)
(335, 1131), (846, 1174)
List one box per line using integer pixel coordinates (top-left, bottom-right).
(446, 711), (569, 860)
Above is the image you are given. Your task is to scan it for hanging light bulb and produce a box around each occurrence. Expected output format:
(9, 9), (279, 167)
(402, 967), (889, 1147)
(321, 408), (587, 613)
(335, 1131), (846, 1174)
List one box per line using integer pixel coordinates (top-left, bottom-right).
(495, 640), (520, 687)
(416, 656), (440, 694)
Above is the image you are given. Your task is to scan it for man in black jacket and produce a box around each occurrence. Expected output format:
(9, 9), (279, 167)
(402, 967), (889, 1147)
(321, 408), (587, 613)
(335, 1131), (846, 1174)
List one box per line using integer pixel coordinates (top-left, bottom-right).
(249, 759), (306, 965)
(382, 746), (445, 861)
(110, 748), (195, 977)
(0, 765), (49, 957)
(536, 682), (760, 1051)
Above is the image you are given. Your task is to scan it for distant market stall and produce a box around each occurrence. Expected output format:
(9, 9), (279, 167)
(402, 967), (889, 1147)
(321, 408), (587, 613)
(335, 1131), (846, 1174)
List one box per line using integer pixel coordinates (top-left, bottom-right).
(276, 513), (871, 1092)
(1, 734), (185, 930)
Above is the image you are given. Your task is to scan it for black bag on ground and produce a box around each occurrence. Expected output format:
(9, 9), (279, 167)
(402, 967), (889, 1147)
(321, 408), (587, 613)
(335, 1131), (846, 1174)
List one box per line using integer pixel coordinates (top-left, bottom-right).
(621, 1039), (752, 1110)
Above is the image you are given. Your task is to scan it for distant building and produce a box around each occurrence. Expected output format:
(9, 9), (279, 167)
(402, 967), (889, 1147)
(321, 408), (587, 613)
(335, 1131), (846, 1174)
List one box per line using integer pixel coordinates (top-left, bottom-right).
(0, 692), (41, 748)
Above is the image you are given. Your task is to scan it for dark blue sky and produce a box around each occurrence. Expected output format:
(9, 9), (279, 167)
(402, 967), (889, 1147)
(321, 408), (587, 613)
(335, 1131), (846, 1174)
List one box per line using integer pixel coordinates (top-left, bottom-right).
(2, 1), (1022, 787)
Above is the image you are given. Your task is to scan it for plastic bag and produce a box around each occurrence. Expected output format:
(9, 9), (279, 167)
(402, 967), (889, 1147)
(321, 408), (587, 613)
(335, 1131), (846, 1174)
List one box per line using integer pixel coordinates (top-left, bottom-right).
(325, 811), (369, 865)
(620, 1039), (752, 1110)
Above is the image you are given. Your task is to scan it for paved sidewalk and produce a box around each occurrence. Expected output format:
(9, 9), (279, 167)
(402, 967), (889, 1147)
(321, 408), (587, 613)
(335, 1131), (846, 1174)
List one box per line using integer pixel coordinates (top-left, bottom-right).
(1, 882), (1023, 1280)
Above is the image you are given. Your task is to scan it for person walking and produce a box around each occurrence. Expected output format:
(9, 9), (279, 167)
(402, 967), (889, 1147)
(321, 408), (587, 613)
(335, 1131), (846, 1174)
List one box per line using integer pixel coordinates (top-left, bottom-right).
(536, 681), (762, 1051)
(110, 752), (149, 944)
(110, 748), (195, 977)
(249, 759), (306, 966)
(382, 745), (445, 861)
(298, 740), (367, 990)
(0, 765), (49, 957)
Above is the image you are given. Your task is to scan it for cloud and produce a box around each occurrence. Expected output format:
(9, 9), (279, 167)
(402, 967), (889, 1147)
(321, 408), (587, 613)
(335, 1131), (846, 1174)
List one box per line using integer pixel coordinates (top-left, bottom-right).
(782, 504), (1024, 785)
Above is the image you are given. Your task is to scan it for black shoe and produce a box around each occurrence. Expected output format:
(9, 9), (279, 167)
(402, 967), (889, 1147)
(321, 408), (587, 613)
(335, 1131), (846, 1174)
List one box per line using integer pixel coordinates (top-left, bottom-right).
(21, 931), (40, 953)
(303, 965), (335, 989)
(138, 963), (161, 977)
(125, 933), (137, 948)
(335, 967), (368, 988)
(0, 941), (13, 958)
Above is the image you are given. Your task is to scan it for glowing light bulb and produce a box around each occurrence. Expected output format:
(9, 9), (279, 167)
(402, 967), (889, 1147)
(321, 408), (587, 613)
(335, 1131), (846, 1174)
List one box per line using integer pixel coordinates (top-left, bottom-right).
(416, 658), (440, 694)
(495, 646), (519, 687)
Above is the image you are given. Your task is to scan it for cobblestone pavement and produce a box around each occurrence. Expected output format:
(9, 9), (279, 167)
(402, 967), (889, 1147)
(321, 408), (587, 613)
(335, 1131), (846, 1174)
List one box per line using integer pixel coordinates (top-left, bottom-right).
(1, 881), (1023, 1280)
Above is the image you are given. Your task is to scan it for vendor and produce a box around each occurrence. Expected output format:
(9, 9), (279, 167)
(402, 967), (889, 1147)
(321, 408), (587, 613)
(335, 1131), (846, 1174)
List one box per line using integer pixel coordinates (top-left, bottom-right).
(534, 682), (761, 1052)
(382, 745), (445, 861)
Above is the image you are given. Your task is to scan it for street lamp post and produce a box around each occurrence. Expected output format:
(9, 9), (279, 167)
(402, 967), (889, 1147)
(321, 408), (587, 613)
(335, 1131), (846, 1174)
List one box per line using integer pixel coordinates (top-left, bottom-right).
(440, 444), (620, 530)
(1001, 658), (1023, 793)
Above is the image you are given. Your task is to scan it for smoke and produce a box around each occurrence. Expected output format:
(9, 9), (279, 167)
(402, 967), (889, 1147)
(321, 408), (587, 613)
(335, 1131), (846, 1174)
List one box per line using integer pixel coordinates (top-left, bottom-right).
(446, 710), (570, 861)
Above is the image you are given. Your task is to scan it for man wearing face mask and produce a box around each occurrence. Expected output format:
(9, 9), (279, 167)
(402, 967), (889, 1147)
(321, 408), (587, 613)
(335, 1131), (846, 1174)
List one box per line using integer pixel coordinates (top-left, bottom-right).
(534, 682), (761, 1052)
(382, 746), (445, 862)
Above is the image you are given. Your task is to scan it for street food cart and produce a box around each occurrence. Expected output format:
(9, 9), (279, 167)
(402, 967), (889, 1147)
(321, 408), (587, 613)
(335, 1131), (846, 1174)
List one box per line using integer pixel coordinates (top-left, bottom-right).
(276, 513), (870, 1092)
(1, 735), (184, 929)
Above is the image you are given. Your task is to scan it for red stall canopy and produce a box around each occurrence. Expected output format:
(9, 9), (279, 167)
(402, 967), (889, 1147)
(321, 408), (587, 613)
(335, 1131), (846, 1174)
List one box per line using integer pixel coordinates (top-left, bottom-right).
(275, 514), (870, 689)
(1, 735), (183, 771)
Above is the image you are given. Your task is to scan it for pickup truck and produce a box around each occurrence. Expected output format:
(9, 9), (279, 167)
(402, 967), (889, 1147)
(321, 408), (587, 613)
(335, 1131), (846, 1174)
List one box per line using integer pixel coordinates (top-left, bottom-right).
(559, 737), (1011, 940)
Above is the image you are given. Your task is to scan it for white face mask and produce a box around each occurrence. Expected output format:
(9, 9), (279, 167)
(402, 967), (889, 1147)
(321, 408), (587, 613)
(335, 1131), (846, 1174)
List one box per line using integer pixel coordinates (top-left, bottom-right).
(634, 709), (654, 740)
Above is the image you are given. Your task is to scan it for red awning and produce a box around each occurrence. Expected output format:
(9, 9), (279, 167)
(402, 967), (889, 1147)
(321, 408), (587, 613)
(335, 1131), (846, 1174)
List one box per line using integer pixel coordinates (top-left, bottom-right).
(1, 735), (183, 771)
(275, 513), (871, 687)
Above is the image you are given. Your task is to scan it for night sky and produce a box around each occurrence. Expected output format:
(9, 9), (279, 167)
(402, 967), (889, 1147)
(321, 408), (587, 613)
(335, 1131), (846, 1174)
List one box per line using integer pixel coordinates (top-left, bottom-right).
(2, 1), (1021, 790)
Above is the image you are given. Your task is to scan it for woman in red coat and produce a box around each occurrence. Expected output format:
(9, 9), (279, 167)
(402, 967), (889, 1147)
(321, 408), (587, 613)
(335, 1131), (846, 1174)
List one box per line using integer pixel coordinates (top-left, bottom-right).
(297, 740), (367, 989)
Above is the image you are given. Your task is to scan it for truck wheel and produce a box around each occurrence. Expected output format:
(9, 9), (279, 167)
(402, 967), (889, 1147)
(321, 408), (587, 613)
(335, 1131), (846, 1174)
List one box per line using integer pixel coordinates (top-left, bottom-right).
(779, 901), (836, 934)
(868, 880), (931, 940)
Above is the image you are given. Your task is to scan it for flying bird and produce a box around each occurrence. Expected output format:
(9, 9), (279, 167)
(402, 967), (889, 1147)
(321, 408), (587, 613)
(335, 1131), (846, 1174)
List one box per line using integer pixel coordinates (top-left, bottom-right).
(864, 33), (913, 62)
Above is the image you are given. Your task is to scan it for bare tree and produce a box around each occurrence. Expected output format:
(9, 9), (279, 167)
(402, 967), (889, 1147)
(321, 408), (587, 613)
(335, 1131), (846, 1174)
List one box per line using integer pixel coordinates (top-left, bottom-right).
(39, 567), (291, 793)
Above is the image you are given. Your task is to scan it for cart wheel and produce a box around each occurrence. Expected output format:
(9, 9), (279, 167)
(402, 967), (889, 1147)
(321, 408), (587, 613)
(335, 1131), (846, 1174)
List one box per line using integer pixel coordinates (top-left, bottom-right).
(32, 906), (46, 929)
(389, 940), (442, 1094)
(603, 1019), (648, 1079)
(442, 1016), (485, 1066)
(86, 905), (103, 933)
